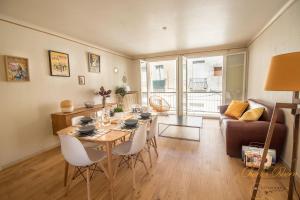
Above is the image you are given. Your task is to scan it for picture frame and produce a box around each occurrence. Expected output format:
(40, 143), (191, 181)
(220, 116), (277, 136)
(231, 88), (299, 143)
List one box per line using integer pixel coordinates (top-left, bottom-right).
(4, 55), (30, 81)
(88, 52), (100, 73)
(48, 50), (70, 77)
(78, 75), (85, 85)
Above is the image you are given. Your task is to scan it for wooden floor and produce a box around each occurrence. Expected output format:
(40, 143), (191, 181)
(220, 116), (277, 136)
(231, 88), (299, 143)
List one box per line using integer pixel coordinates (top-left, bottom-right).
(0, 119), (295, 200)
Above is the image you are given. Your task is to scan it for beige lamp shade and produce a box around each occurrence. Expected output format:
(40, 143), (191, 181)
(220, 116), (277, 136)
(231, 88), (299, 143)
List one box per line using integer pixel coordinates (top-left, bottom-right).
(265, 52), (300, 91)
(60, 100), (74, 112)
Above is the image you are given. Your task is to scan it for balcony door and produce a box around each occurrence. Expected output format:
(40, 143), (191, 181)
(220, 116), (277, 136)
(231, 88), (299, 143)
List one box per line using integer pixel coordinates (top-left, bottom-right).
(183, 56), (223, 115)
(140, 59), (177, 114)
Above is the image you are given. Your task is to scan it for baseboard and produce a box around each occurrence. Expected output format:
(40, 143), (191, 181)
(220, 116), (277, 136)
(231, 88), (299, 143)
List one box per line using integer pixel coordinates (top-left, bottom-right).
(0, 142), (60, 171)
(279, 158), (300, 188)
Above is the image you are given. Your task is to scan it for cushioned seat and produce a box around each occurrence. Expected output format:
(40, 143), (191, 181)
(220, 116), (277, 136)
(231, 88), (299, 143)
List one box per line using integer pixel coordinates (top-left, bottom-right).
(112, 141), (132, 156)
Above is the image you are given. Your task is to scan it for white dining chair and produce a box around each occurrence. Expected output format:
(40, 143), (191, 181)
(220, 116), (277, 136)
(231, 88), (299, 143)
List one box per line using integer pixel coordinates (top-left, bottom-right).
(146, 115), (159, 167)
(62, 116), (100, 187)
(112, 123), (149, 190)
(59, 134), (108, 200)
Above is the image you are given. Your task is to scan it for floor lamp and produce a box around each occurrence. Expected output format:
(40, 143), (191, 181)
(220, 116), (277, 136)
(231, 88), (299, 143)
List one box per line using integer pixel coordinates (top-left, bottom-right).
(251, 52), (300, 200)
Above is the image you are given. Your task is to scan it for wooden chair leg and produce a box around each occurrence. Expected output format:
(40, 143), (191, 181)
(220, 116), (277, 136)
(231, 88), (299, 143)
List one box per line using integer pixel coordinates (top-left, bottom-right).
(147, 142), (152, 168)
(114, 156), (123, 178)
(130, 156), (136, 190)
(153, 137), (159, 157)
(86, 167), (91, 200)
(64, 161), (69, 187)
(139, 152), (149, 174)
(65, 166), (76, 196)
(99, 161), (109, 180)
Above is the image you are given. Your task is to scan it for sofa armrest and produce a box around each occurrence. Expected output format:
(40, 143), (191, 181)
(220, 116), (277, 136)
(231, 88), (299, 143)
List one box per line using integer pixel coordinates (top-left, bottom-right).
(219, 104), (229, 114)
(225, 120), (286, 158)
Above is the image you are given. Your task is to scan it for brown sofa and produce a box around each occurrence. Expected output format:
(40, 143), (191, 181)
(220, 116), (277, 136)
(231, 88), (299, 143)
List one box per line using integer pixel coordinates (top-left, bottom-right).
(219, 99), (287, 160)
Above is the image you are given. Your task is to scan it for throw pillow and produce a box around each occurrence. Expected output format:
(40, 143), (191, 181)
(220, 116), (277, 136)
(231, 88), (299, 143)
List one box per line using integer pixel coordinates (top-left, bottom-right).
(239, 107), (264, 121)
(224, 100), (249, 119)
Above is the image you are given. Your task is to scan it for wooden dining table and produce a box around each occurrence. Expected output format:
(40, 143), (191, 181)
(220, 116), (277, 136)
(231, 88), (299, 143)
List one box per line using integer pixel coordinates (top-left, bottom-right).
(57, 113), (152, 200)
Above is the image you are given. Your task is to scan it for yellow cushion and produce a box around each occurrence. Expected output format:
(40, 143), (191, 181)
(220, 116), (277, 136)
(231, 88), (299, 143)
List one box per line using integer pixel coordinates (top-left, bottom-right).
(239, 107), (265, 121)
(224, 100), (249, 119)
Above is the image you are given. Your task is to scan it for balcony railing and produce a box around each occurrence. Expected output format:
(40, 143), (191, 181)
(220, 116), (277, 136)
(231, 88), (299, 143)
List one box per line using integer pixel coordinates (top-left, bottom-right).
(141, 91), (222, 113)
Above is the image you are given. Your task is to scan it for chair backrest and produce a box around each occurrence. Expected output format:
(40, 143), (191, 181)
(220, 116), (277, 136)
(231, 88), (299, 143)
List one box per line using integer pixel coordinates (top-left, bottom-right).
(128, 123), (148, 155)
(148, 116), (158, 139)
(59, 134), (93, 166)
(72, 116), (84, 126)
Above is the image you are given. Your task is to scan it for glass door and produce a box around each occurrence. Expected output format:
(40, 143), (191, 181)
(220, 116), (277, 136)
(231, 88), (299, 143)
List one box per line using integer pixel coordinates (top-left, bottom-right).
(224, 53), (246, 104)
(140, 59), (177, 114)
(184, 56), (223, 115)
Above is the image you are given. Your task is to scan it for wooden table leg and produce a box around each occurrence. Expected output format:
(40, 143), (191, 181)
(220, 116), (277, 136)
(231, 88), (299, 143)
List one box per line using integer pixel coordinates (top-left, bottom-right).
(106, 142), (115, 200)
(64, 161), (69, 187)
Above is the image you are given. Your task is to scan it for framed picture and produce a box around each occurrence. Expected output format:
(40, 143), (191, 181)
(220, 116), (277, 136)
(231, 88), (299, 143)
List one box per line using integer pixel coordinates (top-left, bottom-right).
(88, 52), (100, 73)
(48, 50), (70, 77)
(78, 75), (85, 85)
(4, 55), (30, 81)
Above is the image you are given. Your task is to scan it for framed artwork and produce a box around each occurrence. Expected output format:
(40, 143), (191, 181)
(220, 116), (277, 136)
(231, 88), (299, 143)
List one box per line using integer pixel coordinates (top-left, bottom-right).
(48, 50), (70, 77)
(88, 52), (100, 73)
(78, 75), (85, 85)
(4, 55), (30, 81)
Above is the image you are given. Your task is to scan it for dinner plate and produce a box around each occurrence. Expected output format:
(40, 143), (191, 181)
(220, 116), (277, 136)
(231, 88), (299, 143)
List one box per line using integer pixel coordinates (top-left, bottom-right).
(140, 112), (151, 119)
(80, 117), (93, 124)
(124, 119), (138, 127)
(78, 125), (95, 134)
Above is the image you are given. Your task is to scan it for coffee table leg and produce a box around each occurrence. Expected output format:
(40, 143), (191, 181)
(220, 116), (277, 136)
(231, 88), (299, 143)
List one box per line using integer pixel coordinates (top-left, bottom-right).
(198, 127), (200, 141)
(158, 123), (170, 136)
(158, 123), (160, 135)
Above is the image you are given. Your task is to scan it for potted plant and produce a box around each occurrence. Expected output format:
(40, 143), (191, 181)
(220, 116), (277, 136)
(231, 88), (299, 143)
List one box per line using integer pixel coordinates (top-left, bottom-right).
(113, 106), (124, 118)
(97, 86), (111, 107)
(115, 86), (127, 108)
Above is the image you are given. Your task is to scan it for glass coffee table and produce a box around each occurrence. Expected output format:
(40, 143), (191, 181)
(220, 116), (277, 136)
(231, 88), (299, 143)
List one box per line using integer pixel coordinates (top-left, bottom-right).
(158, 115), (203, 141)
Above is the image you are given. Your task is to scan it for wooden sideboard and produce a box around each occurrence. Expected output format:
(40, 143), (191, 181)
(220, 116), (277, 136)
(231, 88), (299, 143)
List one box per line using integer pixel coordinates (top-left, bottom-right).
(51, 103), (116, 135)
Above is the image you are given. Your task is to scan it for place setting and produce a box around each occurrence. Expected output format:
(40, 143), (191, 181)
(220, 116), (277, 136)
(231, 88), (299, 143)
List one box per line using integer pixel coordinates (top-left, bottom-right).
(73, 116), (110, 139)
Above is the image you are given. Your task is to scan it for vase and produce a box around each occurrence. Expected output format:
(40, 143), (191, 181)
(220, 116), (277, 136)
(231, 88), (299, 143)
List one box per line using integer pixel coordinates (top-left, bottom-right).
(102, 96), (106, 107)
(117, 95), (124, 109)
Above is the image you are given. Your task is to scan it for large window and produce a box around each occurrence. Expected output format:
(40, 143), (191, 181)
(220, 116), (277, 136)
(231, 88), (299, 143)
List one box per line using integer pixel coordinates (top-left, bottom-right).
(140, 53), (246, 116)
(184, 56), (223, 114)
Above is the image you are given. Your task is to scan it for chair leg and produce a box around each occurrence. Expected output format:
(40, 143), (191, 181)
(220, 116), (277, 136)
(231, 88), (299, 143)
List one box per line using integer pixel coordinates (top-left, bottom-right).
(153, 137), (159, 157)
(86, 167), (91, 200)
(114, 156), (123, 178)
(65, 166), (76, 196)
(130, 156), (136, 190)
(139, 152), (149, 174)
(147, 141), (152, 168)
(64, 161), (69, 187)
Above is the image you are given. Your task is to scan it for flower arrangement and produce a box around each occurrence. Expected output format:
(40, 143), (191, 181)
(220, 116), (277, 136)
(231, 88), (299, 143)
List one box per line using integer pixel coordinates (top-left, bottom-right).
(97, 86), (111, 107)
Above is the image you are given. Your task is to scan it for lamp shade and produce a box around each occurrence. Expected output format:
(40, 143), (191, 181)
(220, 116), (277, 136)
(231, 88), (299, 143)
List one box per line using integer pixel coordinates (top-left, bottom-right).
(265, 52), (300, 91)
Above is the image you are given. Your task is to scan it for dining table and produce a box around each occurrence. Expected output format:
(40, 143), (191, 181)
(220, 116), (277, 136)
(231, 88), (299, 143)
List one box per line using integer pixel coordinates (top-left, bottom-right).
(56, 112), (153, 200)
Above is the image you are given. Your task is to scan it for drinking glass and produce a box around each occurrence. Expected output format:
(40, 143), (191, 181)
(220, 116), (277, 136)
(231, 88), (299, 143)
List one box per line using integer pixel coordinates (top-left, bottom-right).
(102, 109), (111, 126)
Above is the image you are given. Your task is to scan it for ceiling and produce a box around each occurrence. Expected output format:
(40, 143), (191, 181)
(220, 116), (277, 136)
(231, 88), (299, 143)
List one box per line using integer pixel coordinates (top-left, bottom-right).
(0, 0), (288, 57)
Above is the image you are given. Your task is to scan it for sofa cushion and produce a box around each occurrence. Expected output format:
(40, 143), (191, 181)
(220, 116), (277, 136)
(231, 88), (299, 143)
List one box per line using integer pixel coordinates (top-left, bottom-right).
(239, 107), (264, 121)
(248, 99), (285, 123)
(225, 100), (249, 119)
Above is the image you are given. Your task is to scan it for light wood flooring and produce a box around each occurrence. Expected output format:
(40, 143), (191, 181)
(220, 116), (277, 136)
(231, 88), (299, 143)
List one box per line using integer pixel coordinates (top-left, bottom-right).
(0, 119), (296, 200)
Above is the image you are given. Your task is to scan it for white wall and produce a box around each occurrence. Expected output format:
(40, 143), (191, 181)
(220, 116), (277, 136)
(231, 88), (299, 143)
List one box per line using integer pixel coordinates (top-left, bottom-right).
(0, 20), (136, 169)
(247, 1), (300, 172)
